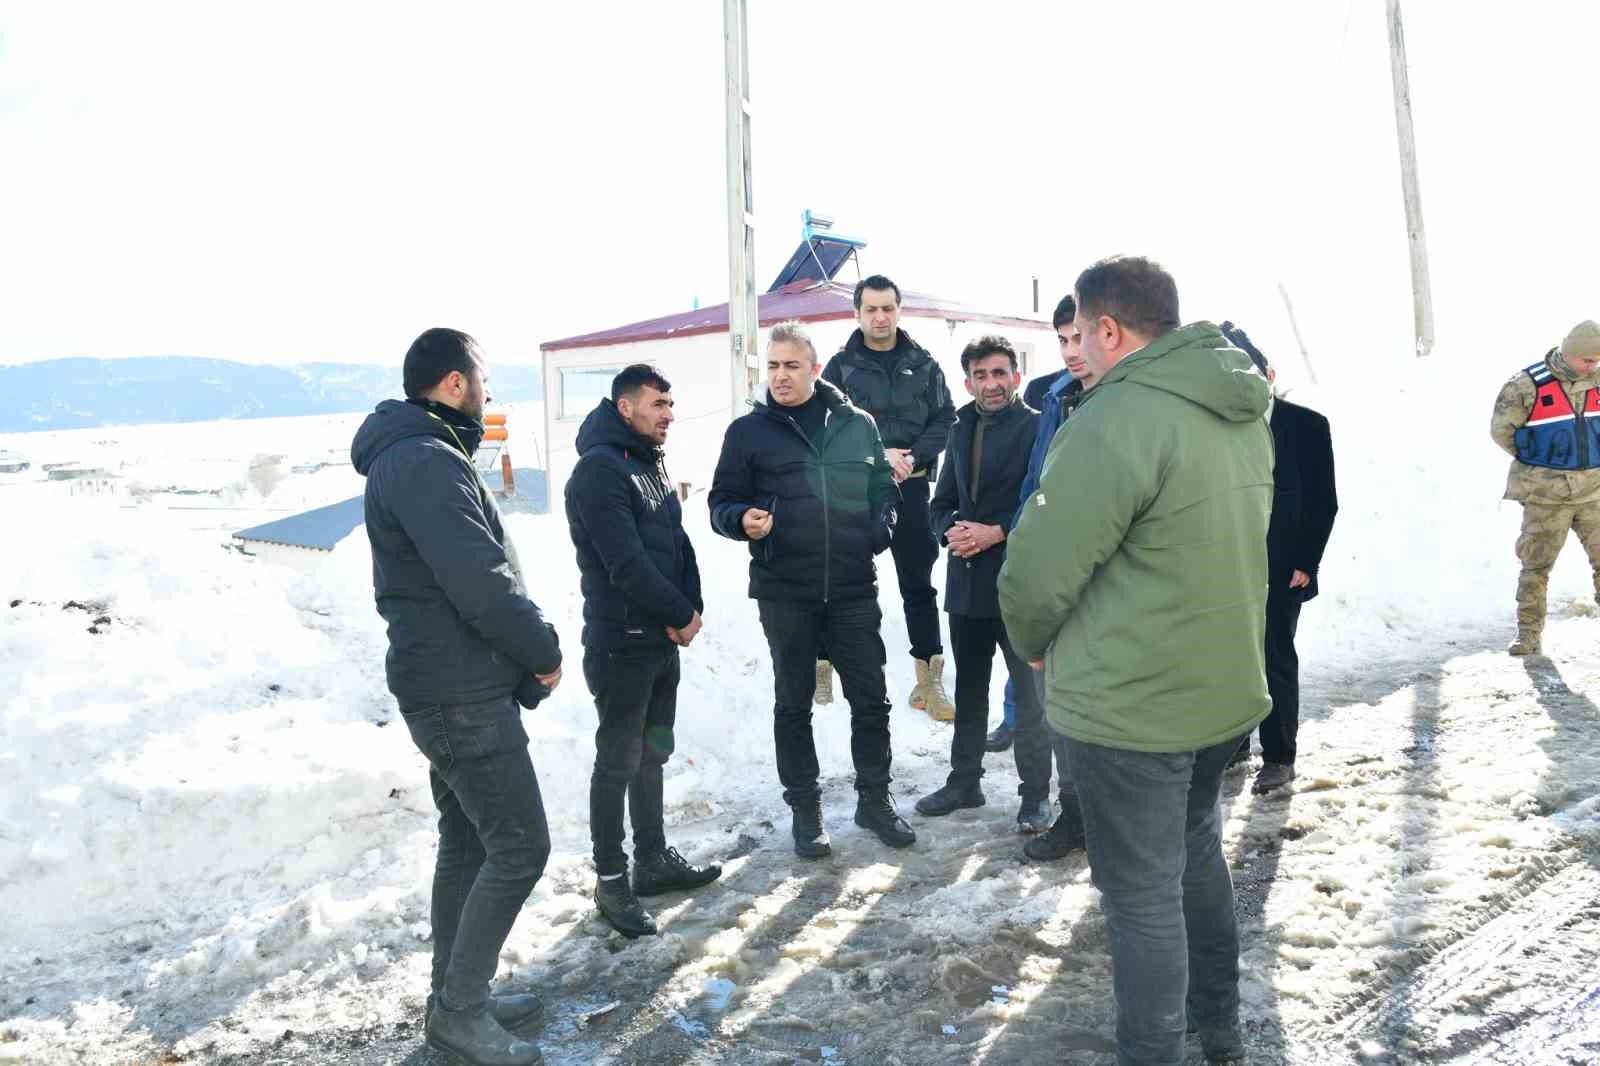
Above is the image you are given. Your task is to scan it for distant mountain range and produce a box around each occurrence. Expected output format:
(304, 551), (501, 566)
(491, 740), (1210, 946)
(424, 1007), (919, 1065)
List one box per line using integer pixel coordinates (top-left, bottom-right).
(0, 357), (544, 433)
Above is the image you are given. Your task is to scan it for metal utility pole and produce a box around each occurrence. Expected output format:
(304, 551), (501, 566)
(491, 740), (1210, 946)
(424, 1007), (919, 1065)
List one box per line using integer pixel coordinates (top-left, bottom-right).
(724, 0), (759, 409)
(1386, 0), (1434, 358)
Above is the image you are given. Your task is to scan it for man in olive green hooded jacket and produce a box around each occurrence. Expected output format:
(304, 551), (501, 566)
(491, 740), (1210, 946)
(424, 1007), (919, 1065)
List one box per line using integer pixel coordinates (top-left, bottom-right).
(999, 256), (1272, 1066)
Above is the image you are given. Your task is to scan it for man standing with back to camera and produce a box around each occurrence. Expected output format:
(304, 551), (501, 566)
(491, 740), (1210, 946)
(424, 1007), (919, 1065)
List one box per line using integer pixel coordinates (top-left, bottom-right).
(352, 327), (560, 1066)
(820, 275), (958, 721)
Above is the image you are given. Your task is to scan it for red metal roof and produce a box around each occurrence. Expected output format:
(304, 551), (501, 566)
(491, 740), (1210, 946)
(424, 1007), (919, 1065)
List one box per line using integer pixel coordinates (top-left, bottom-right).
(539, 280), (1048, 352)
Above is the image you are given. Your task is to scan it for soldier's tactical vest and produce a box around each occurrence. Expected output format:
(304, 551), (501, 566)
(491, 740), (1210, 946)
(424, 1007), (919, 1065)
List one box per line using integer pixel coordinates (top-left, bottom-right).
(1514, 357), (1600, 470)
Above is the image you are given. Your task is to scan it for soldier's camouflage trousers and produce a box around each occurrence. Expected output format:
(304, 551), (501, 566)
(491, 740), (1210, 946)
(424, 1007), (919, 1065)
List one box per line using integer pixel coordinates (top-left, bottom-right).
(1514, 502), (1600, 634)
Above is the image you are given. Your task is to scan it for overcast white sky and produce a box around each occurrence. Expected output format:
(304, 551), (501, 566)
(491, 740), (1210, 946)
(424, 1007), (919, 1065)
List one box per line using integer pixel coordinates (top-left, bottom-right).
(1, 1), (1597, 386)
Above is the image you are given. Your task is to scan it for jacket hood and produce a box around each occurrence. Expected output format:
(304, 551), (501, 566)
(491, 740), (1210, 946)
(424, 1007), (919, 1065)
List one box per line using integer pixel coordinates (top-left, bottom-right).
(1094, 321), (1269, 424)
(351, 398), (482, 475)
(841, 327), (929, 363)
(575, 398), (662, 459)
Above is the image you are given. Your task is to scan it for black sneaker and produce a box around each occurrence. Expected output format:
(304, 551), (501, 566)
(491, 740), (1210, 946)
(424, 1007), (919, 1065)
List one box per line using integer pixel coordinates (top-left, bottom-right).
(633, 846), (723, 897)
(593, 876), (657, 938)
(914, 783), (985, 817)
(792, 798), (832, 859)
(426, 991), (543, 1033)
(1023, 806), (1086, 862)
(1016, 796), (1051, 834)
(855, 791), (916, 848)
(425, 997), (543, 1066)
(985, 722), (1014, 752)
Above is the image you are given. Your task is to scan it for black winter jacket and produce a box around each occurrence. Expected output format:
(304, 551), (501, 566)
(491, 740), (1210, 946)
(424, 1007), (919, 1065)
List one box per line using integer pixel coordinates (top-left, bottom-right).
(566, 399), (702, 651)
(1267, 398), (1338, 601)
(930, 397), (1039, 618)
(351, 399), (561, 707)
(821, 328), (956, 478)
(708, 380), (899, 603)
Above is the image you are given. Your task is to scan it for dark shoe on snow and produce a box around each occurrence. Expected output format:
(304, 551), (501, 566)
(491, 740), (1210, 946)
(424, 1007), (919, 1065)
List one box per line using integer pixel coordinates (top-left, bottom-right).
(1195, 1022), (1246, 1063)
(855, 791), (916, 848)
(427, 991), (543, 1033)
(914, 783), (985, 817)
(1024, 807), (1086, 862)
(633, 846), (722, 897)
(1252, 762), (1295, 796)
(792, 799), (832, 859)
(985, 722), (1014, 752)
(594, 876), (657, 938)
(1016, 796), (1051, 834)
(425, 998), (543, 1066)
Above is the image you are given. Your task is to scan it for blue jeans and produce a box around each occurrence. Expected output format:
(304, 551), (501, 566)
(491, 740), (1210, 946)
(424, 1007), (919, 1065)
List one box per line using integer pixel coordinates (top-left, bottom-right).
(1002, 677), (1017, 729)
(1065, 734), (1245, 1066)
(400, 693), (552, 1010)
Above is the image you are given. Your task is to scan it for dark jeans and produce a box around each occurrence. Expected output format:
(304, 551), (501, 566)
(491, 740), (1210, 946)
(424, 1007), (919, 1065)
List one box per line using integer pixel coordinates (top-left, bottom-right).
(582, 645), (679, 876)
(1032, 667), (1078, 806)
(399, 693), (551, 1010)
(1065, 734), (1245, 1066)
(758, 596), (893, 803)
(1259, 583), (1304, 765)
(889, 475), (943, 661)
(947, 613), (1051, 801)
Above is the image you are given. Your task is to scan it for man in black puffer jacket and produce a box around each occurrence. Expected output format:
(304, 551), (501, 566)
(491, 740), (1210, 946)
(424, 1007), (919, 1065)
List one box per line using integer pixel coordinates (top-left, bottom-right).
(821, 275), (957, 721)
(565, 365), (721, 940)
(351, 328), (558, 1066)
(709, 320), (917, 860)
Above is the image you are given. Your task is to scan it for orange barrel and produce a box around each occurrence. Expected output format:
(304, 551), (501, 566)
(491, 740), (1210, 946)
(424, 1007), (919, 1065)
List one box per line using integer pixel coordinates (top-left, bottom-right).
(483, 427), (508, 442)
(484, 413), (507, 426)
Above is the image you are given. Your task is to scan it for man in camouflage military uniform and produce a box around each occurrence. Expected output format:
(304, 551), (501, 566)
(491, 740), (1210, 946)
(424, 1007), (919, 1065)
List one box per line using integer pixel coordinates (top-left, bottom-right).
(1490, 320), (1600, 655)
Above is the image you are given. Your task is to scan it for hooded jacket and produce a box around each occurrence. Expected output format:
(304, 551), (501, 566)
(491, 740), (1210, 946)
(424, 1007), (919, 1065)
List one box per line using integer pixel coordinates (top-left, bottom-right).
(999, 322), (1274, 753)
(351, 399), (560, 707)
(821, 328), (956, 478)
(708, 379), (899, 602)
(565, 399), (702, 651)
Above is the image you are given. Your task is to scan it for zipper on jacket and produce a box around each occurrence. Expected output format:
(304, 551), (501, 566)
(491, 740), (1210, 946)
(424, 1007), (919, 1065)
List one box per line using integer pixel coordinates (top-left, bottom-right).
(1577, 385), (1592, 469)
(776, 407), (831, 603)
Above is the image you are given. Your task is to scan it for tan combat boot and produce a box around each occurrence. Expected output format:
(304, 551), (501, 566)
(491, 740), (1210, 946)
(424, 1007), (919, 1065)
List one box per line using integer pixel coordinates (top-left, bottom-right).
(909, 658), (929, 711)
(1508, 631), (1542, 656)
(814, 659), (835, 705)
(917, 655), (955, 721)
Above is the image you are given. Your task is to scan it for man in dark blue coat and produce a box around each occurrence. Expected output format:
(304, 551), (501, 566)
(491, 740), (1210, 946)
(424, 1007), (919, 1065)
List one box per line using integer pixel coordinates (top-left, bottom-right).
(352, 328), (558, 1066)
(709, 321), (916, 859)
(1219, 322), (1339, 797)
(566, 365), (721, 939)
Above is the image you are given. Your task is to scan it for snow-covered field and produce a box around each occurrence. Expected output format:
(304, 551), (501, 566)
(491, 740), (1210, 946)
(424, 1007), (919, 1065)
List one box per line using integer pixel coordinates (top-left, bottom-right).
(3, 364), (1600, 1066)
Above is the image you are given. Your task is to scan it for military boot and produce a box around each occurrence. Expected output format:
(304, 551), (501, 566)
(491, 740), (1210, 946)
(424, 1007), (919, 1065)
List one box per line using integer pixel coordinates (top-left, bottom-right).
(912, 655), (955, 721)
(1508, 630), (1542, 656)
(855, 790), (916, 848)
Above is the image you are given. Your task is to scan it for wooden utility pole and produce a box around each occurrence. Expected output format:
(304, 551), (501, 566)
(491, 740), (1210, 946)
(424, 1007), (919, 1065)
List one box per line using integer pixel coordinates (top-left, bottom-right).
(724, 0), (759, 410)
(1386, 0), (1434, 358)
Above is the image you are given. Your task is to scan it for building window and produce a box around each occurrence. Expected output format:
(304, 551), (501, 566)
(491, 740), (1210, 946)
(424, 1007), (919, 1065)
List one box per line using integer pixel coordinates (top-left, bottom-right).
(559, 366), (621, 420)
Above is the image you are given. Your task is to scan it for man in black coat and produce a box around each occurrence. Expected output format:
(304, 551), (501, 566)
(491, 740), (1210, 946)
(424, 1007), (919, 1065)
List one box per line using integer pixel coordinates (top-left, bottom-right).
(1220, 323), (1339, 796)
(566, 365), (722, 940)
(916, 336), (1057, 833)
(820, 274), (958, 720)
(352, 328), (558, 1066)
(709, 320), (916, 858)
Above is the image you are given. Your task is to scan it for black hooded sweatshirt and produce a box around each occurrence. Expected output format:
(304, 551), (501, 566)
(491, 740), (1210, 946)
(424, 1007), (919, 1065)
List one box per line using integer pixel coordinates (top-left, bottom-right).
(565, 399), (702, 651)
(351, 398), (560, 708)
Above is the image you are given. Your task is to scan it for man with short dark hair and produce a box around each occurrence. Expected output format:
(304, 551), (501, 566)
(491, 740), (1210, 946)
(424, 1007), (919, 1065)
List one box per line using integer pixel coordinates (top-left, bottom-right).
(1219, 322), (1339, 796)
(352, 327), (559, 1066)
(1001, 257), (1272, 1065)
(917, 335), (1054, 833)
(566, 363), (722, 940)
(821, 275), (957, 721)
(710, 321), (916, 858)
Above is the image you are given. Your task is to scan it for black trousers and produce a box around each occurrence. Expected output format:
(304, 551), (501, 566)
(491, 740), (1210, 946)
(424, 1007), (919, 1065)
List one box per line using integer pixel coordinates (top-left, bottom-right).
(889, 476), (943, 661)
(947, 613), (1053, 802)
(582, 645), (680, 876)
(1258, 584), (1304, 765)
(758, 596), (893, 804)
(399, 694), (551, 1010)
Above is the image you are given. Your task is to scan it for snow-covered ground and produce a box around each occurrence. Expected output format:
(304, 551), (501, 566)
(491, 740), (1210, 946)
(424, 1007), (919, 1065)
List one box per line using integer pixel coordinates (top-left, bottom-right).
(3, 365), (1600, 1066)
